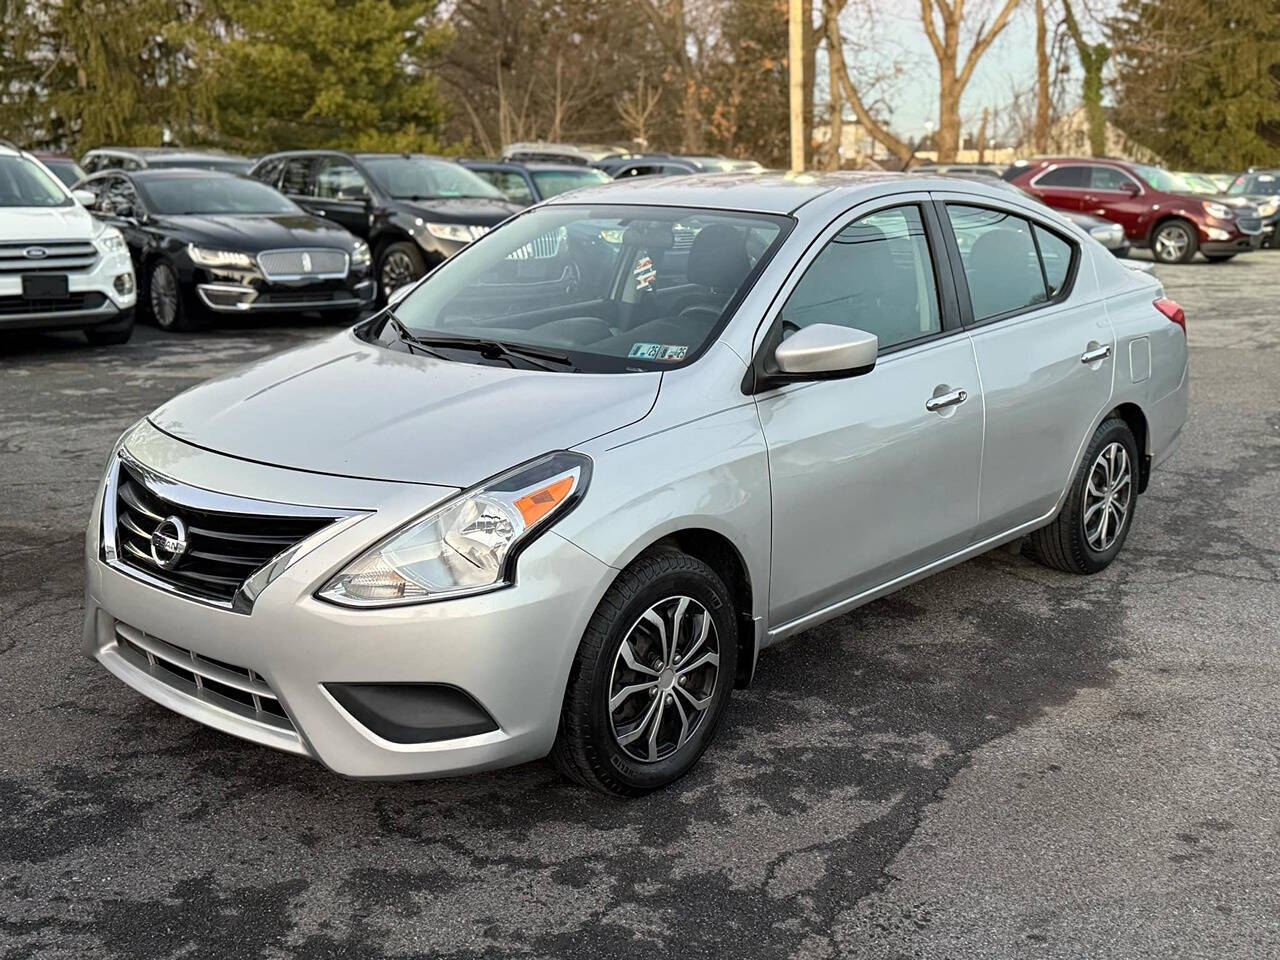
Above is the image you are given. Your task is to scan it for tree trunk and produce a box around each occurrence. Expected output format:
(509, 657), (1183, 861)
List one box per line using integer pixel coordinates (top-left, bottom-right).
(977, 106), (989, 162)
(826, 35), (843, 169)
(1062, 0), (1110, 158)
(935, 80), (961, 162)
(1034, 0), (1050, 151)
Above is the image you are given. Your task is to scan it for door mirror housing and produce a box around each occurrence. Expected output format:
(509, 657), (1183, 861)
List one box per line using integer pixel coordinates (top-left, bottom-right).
(756, 322), (877, 390)
(1122, 180), (1141, 196)
(72, 188), (95, 207)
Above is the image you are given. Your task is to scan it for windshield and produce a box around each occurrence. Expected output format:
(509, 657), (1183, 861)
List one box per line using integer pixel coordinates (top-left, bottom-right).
(1132, 164), (1198, 194)
(363, 156), (504, 200)
(43, 159), (87, 187)
(1229, 172), (1279, 195)
(531, 168), (611, 199)
(1174, 172), (1219, 194)
(385, 204), (790, 372)
(0, 156), (71, 208)
(138, 176), (298, 215)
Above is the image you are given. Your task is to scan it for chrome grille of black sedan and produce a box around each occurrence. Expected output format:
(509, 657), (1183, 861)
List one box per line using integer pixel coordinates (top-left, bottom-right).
(0, 239), (98, 273)
(256, 248), (349, 280)
(113, 462), (336, 604)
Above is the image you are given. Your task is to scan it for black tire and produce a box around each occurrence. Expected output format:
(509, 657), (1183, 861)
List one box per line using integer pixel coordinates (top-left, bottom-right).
(1203, 254), (1235, 263)
(1150, 220), (1198, 264)
(377, 242), (427, 303)
(84, 319), (134, 346)
(146, 259), (198, 332)
(1025, 417), (1139, 575)
(552, 548), (739, 796)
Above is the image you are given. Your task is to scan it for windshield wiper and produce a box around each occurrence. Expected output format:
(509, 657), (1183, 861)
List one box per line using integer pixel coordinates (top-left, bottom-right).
(383, 313), (450, 360)
(392, 328), (576, 372)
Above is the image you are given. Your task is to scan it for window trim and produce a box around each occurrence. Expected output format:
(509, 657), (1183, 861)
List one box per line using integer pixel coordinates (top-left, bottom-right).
(311, 155), (372, 205)
(1028, 163), (1092, 191)
(933, 198), (1081, 330)
(743, 194), (964, 395)
(1086, 166), (1145, 195)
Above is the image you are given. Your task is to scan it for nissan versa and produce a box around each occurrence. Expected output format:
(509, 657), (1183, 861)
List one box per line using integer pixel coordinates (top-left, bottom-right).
(84, 174), (1188, 795)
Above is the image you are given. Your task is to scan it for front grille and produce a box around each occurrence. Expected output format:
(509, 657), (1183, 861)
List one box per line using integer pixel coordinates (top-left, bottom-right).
(113, 462), (335, 604)
(1237, 217), (1262, 235)
(0, 239), (99, 274)
(113, 622), (295, 732)
(0, 292), (106, 315)
(257, 248), (348, 280)
(256, 290), (348, 305)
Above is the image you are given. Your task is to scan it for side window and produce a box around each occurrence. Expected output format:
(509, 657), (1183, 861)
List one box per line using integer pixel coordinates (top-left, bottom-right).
(618, 164), (661, 179)
(279, 157), (315, 197)
(252, 157), (284, 187)
(1034, 165), (1087, 188)
(947, 205), (1076, 321)
(1034, 226), (1073, 296)
(779, 204), (941, 351)
(481, 170), (534, 205)
(1090, 166), (1135, 191)
(314, 158), (370, 201)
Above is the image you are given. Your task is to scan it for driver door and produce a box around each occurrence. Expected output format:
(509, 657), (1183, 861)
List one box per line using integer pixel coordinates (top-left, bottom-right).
(754, 198), (984, 628)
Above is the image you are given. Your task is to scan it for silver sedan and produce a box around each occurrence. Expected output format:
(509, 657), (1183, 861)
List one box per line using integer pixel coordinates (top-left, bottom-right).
(83, 173), (1188, 795)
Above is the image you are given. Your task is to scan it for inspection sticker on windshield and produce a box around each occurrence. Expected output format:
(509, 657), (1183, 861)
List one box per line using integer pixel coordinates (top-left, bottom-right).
(628, 342), (687, 361)
(632, 255), (658, 290)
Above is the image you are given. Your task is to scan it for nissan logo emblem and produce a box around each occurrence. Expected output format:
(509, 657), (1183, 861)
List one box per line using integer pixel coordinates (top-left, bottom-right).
(24, 246), (48, 259)
(149, 515), (189, 570)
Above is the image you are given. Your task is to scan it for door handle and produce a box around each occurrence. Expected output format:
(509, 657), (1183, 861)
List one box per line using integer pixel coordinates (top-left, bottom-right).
(1081, 344), (1112, 364)
(925, 388), (968, 412)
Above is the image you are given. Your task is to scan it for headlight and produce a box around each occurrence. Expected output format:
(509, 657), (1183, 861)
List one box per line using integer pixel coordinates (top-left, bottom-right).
(351, 240), (371, 268)
(319, 452), (590, 607)
(187, 244), (254, 268)
(425, 222), (480, 243)
(1201, 201), (1234, 220)
(1257, 200), (1278, 217)
(96, 228), (127, 253)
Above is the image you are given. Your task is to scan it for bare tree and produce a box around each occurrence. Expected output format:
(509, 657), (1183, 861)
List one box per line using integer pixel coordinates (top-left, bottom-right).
(919, 0), (1022, 161)
(638, 0), (704, 152)
(1061, 0), (1109, 156)
(1034, 0), (1051, 151)
(617, 72), (663, 146)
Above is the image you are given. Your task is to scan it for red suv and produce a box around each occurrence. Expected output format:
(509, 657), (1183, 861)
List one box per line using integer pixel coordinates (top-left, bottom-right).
(1006, 157), (1264, 264)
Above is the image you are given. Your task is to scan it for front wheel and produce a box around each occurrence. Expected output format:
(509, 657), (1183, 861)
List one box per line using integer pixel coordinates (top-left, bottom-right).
(1025, 417), (1139, 575)
(147, 260), (197, 331)
(377, 242), (426, 303)
(552, 549), (738, 796)
(1151, 220), (1198, 264)
(1203, 254), (1236, 263)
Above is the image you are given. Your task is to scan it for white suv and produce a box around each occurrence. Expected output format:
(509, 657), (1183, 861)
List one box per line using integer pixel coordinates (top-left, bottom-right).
(0, 143), (136, 345)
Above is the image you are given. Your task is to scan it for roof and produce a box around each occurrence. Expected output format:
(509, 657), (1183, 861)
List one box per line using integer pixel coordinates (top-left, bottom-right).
(85, 146), (245, 158)
(545, 170), (924, 215)
(111, 167), (241, 181)
(464, 159), (605, 173)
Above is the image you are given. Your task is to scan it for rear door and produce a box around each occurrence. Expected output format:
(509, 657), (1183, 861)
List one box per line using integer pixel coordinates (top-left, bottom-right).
(934, 194), (1115, 538)
(756, 196), (984, 628)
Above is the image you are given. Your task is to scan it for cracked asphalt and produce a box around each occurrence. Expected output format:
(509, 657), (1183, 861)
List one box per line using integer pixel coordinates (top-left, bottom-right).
(2, 252), (1278, 959)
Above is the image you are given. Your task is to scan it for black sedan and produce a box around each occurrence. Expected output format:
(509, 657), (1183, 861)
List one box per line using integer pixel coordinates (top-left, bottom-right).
(75, 169), (375, 331)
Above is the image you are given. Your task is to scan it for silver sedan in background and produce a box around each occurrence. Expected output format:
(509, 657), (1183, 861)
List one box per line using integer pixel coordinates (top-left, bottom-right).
(84, 173), (1188, 795)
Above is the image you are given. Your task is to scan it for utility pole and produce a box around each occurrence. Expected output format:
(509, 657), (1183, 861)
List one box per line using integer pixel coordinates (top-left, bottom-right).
(789, 0), (805, 171)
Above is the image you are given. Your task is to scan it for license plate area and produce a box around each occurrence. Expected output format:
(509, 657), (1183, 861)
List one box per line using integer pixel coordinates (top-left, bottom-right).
(22, 274), (69, 299)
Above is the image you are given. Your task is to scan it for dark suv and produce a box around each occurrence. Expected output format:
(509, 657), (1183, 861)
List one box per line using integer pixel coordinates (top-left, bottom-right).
(249, 151), (521, 297)
(1007, 158), (1263, 263)
(1225, 169), (1280, 248)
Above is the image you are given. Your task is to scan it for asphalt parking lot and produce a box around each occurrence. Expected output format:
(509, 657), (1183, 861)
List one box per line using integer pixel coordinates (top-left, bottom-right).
(2, 252), (1278, 960)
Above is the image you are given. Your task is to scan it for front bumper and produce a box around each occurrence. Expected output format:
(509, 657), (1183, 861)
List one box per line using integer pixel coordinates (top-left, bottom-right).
(0, 246), (135, 332)
(1201, 235), (1263, 255)
(82, 425), (615, 779)
(195, 276), (376, 313)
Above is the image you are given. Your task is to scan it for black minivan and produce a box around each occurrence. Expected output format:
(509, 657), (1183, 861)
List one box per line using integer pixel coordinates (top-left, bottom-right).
(249, 152), (522, 298)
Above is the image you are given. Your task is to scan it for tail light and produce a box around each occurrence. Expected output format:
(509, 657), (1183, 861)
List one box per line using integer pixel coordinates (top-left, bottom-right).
(1154, 297), (1186, 333)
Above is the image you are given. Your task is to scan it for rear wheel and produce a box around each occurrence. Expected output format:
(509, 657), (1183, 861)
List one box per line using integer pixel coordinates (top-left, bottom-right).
(552, 549), (738, 796)
(1026, 417), (1139, 575)
(1150, 220), (1197, 264)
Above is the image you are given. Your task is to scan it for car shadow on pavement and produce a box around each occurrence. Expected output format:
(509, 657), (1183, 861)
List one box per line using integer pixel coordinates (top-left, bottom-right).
(0, 542), (1128, 959)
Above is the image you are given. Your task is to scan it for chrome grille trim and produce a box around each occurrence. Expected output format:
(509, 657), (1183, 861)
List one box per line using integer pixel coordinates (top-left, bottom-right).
(1237, 217), (1262, 235)
(256, 248), (349, 280)
(101, 450), (364, 613)
(110, 621), (307, 753)
(0, 239), (99, 274)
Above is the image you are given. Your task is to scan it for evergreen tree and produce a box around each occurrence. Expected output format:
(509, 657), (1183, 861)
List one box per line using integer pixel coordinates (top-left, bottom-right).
(1109, 0), (1280, 169)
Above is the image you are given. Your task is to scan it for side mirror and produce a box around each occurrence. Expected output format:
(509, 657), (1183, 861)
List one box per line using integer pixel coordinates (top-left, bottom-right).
(774, 323), (878, 379)
(72, 189), (95, 207)
(1122, 180), (1141, 196)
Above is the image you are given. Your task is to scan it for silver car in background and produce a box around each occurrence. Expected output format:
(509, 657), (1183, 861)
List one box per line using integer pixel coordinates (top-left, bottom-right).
(84, 173), (1188, 795)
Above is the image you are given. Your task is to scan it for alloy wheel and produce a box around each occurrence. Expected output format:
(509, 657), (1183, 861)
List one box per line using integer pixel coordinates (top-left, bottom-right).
(608, 595), (720, 763)
(380, 250), (418, 297)
(150, 264), (179, 327)
(1153, 224), (1190, 263)
(1083, 441), (1132, 552)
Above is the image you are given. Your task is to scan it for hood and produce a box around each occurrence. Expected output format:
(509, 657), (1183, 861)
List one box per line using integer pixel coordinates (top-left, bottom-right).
(148, 331), (662, 487)
(5, 203), (96, 241)
(395, 196), (522, 227)
(157, 213), (357, 253)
